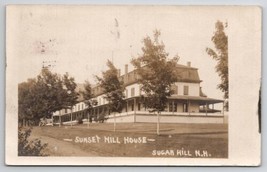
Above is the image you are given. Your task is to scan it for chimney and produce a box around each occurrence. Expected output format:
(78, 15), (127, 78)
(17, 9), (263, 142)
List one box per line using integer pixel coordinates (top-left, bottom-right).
(125, 64), (128, 75)
(187, 61), (191, 67)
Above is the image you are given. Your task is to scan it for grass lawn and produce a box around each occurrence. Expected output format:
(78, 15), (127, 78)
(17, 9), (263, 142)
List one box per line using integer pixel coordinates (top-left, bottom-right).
(30, 123), (228, 158)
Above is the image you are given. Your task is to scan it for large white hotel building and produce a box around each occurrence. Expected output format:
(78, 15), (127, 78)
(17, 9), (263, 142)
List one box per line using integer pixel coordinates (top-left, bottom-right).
(53, 62), (225, 125)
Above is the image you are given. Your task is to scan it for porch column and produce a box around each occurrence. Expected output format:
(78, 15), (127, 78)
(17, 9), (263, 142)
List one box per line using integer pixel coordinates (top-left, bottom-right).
(188, 100), (190, 115)
(205, 102), (208, 116)
(134, 98), (136, 123)
(97, 107), (99, 121)
(126, 100), (128, 113)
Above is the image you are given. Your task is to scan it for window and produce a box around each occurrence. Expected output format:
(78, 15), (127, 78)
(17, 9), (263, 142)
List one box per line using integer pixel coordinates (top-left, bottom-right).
(131, 87), (135, 97)
(183, 85), (189, 95)
(78, 105), (80, 111)
(171, 84), (178, 95)
(65, 109), (67, 113)
(82, 104), (84, 110)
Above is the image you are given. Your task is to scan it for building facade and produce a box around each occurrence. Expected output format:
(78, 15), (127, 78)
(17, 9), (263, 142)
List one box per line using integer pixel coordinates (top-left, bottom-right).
(52, 62), (225, 125)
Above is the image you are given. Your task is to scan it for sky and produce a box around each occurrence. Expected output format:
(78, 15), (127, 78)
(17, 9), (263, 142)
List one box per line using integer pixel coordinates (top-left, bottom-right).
(10, 5), (228, 103)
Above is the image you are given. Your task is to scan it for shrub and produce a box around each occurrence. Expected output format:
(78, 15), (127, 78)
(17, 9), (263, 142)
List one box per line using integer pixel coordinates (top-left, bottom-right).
(89, 116), (93, 123)
(18, 127), (48, 156)
(98, 113), (108, 123)
(77, 116), (83, 124)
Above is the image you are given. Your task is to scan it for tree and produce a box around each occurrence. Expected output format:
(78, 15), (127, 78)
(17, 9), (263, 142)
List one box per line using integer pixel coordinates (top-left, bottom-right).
(131, 30), (179, 135)
(20, 75), (65, 126)
(96, 60), (125, 131)
(206, 21), (228, 110)
(81, 80), (96, 127)
(34, 68), (65, 120)
(18, 79), (38, 126)
(61, 73), (79, 127)
(18, 68), (79, 126)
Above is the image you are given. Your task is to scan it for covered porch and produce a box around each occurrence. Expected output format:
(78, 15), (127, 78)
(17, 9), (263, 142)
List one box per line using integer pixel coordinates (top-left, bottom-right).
(168, 95), (224, 115)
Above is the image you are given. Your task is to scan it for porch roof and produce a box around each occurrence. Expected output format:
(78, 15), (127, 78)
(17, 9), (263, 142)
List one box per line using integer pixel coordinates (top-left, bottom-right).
(168, 95), (223, 105)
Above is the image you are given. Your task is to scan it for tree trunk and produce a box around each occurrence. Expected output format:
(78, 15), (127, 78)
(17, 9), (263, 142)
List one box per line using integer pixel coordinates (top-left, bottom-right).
(59, 110), (61, 127)
(113, 112), (116, 132)
(70, 108), (73, 128)
(87, 110), (90, 128)
(157, 111), (160, 135)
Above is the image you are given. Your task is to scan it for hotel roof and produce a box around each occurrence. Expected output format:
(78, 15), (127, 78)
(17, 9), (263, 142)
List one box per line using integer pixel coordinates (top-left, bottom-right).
(91, 63), (202, 97)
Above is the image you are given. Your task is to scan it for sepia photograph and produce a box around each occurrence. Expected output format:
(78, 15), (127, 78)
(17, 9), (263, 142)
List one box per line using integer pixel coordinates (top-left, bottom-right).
(5, 5), (261, 166)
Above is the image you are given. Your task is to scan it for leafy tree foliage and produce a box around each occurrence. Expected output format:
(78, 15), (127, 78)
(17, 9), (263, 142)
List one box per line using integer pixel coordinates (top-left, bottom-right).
(18, 79), (38, 124)
(206, 21), (228, 100)
(18, 68), (79, 125)
(131, 30), (179, 113)
(81, 80), (95, 109)
(81, 80), (97, 123)
(61, 73), (79, 109)
(131, 30), (179, 135)
(34, 68), (65, 118)
(96, 60), (125, 114)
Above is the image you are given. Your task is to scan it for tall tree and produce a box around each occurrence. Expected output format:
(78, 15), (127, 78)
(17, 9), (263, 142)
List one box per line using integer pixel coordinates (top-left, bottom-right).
(18, 78), (38, 126)
(81, 80), (96, 127)
(206, 21), (228, 110)
(34, 68), (64, 120)
(18, 68), (79, 126)
(61, 73), (79, 127)
(131, 30), (179, 135)
(96, 60), (125, 131)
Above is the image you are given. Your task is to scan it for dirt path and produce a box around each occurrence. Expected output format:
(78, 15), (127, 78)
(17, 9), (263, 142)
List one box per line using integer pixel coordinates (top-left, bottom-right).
(31, 130), (98, 156)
